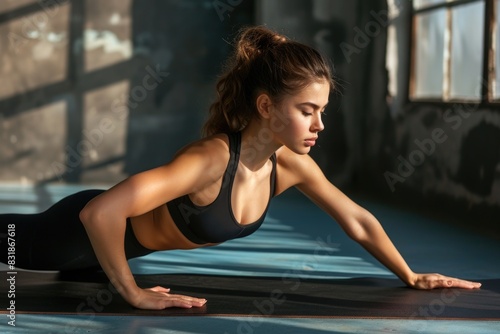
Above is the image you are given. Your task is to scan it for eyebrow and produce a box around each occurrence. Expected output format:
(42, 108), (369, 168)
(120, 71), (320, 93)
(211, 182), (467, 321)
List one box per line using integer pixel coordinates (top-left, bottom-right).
(297, 102), (329, 110)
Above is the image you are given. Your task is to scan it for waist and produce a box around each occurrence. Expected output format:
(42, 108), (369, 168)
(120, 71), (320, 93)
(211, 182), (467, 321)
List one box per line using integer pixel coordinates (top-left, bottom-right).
(130, 205), (212, 251)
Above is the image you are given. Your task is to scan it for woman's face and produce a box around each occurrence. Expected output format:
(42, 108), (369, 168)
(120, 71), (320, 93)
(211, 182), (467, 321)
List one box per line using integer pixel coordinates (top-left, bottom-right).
(270, 80), (330, 154)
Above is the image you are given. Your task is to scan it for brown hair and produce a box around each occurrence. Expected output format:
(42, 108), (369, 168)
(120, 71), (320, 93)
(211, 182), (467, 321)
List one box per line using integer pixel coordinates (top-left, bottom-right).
(202, 26), (335, 137)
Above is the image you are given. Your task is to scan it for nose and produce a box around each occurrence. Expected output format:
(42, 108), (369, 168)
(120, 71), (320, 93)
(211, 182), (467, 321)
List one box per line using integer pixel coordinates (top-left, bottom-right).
(312, 114), (325, 133)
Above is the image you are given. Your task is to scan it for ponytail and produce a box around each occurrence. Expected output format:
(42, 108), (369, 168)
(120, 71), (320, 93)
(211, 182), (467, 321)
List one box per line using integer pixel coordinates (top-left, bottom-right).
(203, 26), (334, 137)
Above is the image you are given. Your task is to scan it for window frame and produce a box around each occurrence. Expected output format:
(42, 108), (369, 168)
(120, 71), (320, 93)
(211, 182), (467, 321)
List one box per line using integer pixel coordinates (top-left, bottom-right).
(408, 0), (498, 107)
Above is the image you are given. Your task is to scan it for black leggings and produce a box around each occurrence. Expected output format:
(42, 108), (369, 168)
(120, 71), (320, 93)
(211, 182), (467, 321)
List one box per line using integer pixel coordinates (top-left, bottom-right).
(0, 189), (154, 271)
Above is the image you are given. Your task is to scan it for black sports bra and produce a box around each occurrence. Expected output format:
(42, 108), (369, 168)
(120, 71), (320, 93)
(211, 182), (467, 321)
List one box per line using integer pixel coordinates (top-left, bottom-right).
(166, 132), (277, 244)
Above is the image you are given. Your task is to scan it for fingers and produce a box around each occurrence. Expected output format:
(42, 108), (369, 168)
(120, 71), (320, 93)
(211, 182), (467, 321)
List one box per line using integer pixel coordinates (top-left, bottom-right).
(168, 294), (207, 308)
(415, 274), (482, 290)
(165, 293), (207, 308)
(138, 286), (208, 309)
(434, 274), (482, 289)
(441, 277), (481, 289)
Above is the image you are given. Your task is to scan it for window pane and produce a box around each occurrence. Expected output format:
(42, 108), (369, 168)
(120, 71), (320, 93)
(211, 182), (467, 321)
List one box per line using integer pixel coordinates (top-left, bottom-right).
(450, 1), (484, 100)
(413, 9), (446, 99)
(0, 0), (37, 14)
(413, 0), (460, 10)
(82, 80), (129, 183)
(0, 101), (67, 183)
(414, 0), (446, 10)
(495, 0), (500, 98)
(85, 0), (132, 72)
(0, 3), (70, 100)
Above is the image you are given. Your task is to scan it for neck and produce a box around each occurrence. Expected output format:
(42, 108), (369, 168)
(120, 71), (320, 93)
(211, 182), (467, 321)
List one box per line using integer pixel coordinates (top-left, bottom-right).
(239, 120), (281, 171)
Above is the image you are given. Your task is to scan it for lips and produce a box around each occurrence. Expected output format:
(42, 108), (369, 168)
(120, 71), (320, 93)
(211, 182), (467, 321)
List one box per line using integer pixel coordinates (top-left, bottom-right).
(305, 137), (318, 146)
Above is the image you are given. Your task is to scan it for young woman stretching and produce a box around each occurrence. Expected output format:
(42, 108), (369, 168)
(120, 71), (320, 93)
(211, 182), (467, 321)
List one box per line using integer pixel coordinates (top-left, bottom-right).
(1, 26), (481, 310)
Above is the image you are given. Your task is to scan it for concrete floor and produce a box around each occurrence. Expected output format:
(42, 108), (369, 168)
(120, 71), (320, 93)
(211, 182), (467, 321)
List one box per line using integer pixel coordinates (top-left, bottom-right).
(1, 183), (499, 334)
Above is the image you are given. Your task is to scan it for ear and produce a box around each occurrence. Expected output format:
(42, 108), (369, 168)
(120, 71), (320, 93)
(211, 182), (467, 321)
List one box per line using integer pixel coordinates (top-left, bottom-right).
(255, 93), (273, 119)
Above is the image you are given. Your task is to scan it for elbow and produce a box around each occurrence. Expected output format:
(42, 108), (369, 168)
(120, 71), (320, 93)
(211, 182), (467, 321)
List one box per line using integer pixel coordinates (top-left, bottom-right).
(79, 204), (96, 228)
(344, 222), (367, 243)
(79, 201), (106, 228)
(343, 209), (375, 243)
(79, 198), (127, 230)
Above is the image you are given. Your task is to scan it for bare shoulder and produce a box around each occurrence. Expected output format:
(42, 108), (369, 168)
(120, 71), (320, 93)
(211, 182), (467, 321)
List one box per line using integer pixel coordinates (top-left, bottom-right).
(175, 133), (229, 160)
(274, 146), (327, 195)
(276, 146), (314, 169)
(276, 146), (324, 177)
(275, 147), (363, 230)
(170, 133), (230, 173)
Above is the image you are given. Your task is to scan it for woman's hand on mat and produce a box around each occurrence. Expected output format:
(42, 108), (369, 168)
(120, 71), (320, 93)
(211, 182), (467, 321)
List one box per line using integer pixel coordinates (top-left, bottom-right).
(410, 273), (481, 290)
(128, 286), (207, 309)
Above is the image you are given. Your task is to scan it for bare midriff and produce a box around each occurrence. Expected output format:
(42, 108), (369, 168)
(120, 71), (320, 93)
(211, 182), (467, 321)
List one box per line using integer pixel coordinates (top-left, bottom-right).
(129, 205), (212, 251)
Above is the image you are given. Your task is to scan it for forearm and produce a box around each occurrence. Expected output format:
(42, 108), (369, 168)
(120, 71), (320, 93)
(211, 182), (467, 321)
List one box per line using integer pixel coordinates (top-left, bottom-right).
(355, 215), (416, 286)
(80, 214), (140, 303)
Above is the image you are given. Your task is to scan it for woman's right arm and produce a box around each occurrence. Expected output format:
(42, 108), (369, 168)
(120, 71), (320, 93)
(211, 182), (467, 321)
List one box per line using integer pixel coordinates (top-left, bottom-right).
(79, 138), (226, 309)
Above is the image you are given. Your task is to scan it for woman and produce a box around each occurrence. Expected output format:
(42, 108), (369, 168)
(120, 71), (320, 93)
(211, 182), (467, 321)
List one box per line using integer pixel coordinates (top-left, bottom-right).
(1, 26), (481, 310)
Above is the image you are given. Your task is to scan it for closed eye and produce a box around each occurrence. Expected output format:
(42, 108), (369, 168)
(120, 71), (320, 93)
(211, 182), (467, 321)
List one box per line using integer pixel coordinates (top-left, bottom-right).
(302, 110), (327, 117)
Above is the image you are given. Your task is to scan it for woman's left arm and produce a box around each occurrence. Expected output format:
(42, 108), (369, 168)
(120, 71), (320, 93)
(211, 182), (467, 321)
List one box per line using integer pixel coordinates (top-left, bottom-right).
(287, 153), (481, 290)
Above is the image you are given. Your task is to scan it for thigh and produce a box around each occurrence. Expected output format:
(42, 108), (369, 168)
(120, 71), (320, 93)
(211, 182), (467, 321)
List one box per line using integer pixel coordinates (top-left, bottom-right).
(33, 189), (106, 270)
(2, 189), (153, 271)
(13, 189), (105, 270)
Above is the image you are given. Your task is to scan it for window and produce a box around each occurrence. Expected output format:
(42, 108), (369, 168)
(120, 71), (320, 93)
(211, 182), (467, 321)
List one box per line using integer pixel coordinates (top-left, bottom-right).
(410, 0), (499, 103)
